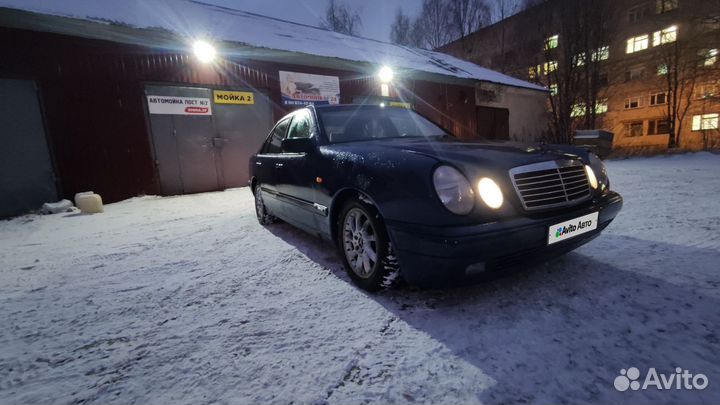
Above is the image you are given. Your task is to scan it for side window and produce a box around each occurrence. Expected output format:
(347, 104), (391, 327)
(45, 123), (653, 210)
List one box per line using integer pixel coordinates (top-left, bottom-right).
(262, 119), (289, 154)
(286, 110), (314, 140)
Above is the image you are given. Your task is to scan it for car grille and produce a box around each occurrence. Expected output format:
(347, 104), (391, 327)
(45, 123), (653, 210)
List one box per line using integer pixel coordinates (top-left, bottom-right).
(510, 160), (591, 211)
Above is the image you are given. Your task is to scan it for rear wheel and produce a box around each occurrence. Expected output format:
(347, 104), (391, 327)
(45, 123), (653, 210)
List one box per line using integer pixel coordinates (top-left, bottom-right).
(337, 200), (398, 291)
(254, 185), (277, 225)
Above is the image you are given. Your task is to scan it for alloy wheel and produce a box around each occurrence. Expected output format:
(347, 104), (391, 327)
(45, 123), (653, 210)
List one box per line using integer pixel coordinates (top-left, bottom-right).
(342, 208), (378, 279)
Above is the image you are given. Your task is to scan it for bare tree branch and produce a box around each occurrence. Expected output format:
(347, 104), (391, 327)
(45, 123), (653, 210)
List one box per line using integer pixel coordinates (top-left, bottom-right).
(320, 0), (363, 36)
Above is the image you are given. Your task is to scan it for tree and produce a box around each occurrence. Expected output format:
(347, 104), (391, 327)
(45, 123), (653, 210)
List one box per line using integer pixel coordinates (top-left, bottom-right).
(537, 0), (614, 143)
(320, 0), (362, 36)
(491, 0), (522, 72)
(411, 0), (454, 49)
(390, 8), (412, 45)
(448, 0), (491, 39)
(656, 22), (703, 148)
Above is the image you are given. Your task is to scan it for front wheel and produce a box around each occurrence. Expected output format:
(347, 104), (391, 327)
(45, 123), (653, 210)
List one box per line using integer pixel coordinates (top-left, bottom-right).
(254, 185), (277, 225)
(337, 200), (398, 291)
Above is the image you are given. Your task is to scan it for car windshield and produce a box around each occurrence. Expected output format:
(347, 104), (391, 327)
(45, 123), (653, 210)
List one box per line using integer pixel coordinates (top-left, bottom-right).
(317, 107), (449, 143)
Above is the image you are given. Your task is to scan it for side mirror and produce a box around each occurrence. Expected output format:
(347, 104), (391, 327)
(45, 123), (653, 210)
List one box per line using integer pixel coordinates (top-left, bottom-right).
(281, 137), (313, 154)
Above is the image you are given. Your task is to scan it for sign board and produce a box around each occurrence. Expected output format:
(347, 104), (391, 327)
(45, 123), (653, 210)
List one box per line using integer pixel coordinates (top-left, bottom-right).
(213, 90), (255, 105)
(279, 71), (340, 106)
(147, 95), (212, 115)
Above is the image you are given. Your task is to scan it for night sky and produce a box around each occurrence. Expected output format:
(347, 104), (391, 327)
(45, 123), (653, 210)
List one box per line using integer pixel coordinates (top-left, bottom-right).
(207, 0), (426, 42)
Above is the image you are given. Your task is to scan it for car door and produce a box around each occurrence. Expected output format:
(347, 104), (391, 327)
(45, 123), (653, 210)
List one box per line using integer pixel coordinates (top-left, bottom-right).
(255, 118), (290, 216)
(275, 110), (319, 231)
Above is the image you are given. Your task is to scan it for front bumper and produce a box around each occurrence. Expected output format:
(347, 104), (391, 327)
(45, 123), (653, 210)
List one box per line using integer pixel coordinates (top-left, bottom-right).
(386, 191), (623, 286)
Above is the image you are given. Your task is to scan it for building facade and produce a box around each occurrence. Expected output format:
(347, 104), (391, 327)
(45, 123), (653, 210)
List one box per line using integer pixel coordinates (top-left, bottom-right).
(440, 0), (720, 153)
(0, 1), (547, 217)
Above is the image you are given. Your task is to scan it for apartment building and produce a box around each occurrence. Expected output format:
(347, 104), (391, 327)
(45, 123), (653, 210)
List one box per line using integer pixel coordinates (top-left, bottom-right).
(440, 0), (720, 152)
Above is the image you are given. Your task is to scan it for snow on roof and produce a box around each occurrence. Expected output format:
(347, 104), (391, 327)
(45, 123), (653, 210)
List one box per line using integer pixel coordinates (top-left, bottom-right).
(0, 0), (547, 92)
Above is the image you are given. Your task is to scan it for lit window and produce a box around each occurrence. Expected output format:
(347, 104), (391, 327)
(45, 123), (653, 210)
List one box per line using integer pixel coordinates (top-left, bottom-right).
(571, 103), (585, 117)
(626, 121), (644, 137)
(570, 101), (607, 117)
(596, 99), (608, 114)
(649, 92), (668, 105)
(627, 34), (649, 53)
(624, 96), (643, 109)
(648, 119), (670, 135)
(653, 26), (677, 46)
(701, 49), (718, 66)
(528, 66), (538, 79)
(592, 46), (610, 61)
(545, 35), (559, 50)
(656, 0), (678, 13)
(573, 54), (586, 67)
(544, 61), (558, 73)
(692, 113), (719, 130)
(550, 83), (558, 96)
(657, 64), (668, 75)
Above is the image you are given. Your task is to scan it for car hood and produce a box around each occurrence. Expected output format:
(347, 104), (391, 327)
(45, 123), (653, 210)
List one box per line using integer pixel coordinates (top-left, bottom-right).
(358, 137), (587, 170)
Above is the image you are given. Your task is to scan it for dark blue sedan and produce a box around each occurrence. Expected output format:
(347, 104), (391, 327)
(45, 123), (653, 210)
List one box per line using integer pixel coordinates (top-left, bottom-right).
(249, 105), (623, 291)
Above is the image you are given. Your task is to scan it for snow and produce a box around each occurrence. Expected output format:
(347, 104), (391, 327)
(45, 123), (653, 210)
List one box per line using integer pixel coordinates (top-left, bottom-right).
(1, 152), (719, 404)
(0, 0), (546, 92)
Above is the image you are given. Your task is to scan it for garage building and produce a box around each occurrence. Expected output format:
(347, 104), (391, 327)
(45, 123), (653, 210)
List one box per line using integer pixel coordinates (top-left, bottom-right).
(0, 0), (547, 218)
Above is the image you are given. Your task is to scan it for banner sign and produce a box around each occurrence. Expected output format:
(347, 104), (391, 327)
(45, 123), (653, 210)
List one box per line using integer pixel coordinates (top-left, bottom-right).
(147, 95), (212, 115)
(279, 71), (340, 106)
(213, 90), (255, 105)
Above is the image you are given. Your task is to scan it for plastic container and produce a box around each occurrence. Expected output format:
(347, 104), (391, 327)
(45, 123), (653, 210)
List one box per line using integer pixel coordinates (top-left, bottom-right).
(74, 192), (104, 214)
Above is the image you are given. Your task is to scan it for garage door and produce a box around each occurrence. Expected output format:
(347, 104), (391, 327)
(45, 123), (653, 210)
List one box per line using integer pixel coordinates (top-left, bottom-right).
(477, 106), (510, 141)
(145, 85), (273, 195)
(0, 78), (57, 218)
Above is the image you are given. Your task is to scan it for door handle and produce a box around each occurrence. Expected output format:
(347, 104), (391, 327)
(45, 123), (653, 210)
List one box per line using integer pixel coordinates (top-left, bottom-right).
(275, 163), (284, 168)
(255, 161), (262, 166)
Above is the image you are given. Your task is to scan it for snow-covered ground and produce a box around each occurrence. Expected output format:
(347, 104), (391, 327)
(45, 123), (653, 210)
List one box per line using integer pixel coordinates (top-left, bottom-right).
(1, 153), (719, 404)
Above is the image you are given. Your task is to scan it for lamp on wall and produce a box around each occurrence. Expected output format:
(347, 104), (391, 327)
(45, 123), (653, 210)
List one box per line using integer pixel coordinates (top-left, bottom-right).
(378, 66), (393, 97)
(378, 66), (394, 83)
(193, 40), (216, 63)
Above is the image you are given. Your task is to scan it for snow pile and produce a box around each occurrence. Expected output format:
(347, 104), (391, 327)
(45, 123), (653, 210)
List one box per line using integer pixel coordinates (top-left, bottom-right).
(0, 153), (719, 404)
(0, 0), (546, 91)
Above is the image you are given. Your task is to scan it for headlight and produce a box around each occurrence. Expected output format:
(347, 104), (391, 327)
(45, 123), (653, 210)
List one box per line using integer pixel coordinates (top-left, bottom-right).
(478, 178), (504, 209)
(585, 165), (599, 190)
(433, 165), (475, 215)
(588, 153), (610, 191)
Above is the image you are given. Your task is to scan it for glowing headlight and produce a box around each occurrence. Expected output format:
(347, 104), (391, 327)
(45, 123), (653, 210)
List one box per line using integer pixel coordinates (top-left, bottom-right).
(433, 165), (474, 215)
(478, 178), (504, 209)
(585, 165), (599, 189)
(588, 153), (610, 191)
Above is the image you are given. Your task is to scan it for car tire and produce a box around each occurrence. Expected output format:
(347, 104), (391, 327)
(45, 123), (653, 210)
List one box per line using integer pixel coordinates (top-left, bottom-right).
(254, 184), (277, 225)
(337, 199), (400, 292)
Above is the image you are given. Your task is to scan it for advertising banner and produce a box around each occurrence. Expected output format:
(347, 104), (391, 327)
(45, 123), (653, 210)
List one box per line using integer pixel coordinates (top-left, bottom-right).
(279, 71), (340, 106)
(147, 95), (212, 115)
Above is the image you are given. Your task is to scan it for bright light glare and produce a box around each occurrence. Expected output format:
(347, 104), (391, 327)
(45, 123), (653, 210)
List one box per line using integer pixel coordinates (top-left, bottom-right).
(193, 40), (216, 63)
(378, 66), (394, 83)
(585, 165), (599, 189)
(478, 178), (503, 209)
